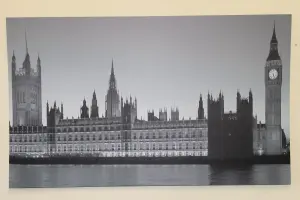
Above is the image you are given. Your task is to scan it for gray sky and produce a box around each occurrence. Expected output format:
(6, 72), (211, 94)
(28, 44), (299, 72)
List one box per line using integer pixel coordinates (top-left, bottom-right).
(6, 15), (291, 137)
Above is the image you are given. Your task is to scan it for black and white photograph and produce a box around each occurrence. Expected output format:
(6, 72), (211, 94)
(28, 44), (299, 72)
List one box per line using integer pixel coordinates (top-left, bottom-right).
(7, 15), (291, 188)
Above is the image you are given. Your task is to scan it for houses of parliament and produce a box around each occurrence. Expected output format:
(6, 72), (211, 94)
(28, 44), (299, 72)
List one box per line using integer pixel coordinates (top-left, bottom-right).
(9, 24), (287, 159)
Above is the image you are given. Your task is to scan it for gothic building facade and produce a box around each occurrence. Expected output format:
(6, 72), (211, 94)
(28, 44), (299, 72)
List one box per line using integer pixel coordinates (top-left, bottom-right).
(9, 23), (287, 158)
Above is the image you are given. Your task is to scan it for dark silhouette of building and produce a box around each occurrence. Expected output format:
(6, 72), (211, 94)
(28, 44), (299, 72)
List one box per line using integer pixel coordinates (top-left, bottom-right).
(159, 108), (168, 121)
(207, 91), (253, 160)
(171, 107), (179, 121)
(121, 96), (137, 124)
(198, 94), (204, 119)
(90, 90), (99, 118)
(147, 110), (158, 121)
(80, 98), (89, 119)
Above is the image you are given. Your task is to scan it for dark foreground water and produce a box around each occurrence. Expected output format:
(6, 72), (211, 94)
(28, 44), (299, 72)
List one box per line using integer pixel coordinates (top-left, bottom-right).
(9, 164), (290, 188)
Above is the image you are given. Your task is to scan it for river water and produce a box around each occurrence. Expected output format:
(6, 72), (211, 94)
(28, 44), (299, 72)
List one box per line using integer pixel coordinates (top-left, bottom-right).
(9, 164), (290, 188)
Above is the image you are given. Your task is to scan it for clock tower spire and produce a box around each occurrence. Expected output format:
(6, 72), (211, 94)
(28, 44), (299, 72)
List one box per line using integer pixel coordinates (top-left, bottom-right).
(264, 22), (283, 155)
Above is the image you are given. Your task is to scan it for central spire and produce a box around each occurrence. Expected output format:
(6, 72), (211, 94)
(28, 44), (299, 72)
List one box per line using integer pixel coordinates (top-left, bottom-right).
(109, 59), (116, 89)
(111, 59), (114, 75)
(25, 30), (28, 54)
(105, 59), (121, 118)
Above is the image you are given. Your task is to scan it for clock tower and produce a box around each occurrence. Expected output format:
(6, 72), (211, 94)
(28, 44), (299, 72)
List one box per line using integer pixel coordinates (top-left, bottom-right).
(264, 23), (282, 155)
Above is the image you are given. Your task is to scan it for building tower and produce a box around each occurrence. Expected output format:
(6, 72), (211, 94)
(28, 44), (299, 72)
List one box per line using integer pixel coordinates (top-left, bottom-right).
(198, 94), (204, 119)
(90, 90), (99, 118)
(171, 107), (179, 121)
(264, 22), (283, 155)
(80, 98), (89, 119)
(159, 108), (168, 121)
(11, 32), (42, 126)
(121, 96), (137, 123)
(105, 60), (121, 118)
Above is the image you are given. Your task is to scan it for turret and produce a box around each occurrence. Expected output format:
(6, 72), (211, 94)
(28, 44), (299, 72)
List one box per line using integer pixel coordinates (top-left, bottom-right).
(90, 90), (99, 118)
(60, 103), (64, 120)
(11, 50), (16, 79)
(37, 54), (41, 79)
(237, 90), (241, 112)
(198, 94), (204, 120)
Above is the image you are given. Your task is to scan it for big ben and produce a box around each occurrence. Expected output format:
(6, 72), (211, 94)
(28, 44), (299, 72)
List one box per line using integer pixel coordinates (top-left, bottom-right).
(264, 23), (282, 155)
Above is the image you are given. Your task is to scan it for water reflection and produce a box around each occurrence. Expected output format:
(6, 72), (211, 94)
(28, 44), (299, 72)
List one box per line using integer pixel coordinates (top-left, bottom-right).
(9, 164), (290, 188)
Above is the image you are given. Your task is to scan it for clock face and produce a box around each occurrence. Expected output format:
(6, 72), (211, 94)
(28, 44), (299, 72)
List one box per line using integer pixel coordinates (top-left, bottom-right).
(269, 69), (278, 80)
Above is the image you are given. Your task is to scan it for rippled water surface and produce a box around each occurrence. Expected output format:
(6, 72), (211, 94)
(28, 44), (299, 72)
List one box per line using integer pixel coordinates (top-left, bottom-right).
(9, 164), (290, 188)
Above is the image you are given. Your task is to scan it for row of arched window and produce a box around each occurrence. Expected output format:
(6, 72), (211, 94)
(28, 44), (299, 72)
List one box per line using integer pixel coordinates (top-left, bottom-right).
(54, 142), (207, 152)
(56, 126), (121, 133)
(10, 135), (45, 143)
(54, 132), (207, 142)
(10, 145), (44, 152)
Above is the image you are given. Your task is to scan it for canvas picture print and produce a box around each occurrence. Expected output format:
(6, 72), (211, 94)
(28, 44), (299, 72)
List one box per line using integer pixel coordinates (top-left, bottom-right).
(7, 15), (291, 188)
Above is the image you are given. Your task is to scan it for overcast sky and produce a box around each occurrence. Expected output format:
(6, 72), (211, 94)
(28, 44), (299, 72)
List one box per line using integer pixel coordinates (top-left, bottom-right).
(6, 15), (291, 137)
